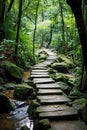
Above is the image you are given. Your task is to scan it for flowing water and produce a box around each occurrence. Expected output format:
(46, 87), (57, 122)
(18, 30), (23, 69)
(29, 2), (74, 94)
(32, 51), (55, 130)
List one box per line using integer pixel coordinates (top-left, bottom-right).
(0, 90), (34, 130)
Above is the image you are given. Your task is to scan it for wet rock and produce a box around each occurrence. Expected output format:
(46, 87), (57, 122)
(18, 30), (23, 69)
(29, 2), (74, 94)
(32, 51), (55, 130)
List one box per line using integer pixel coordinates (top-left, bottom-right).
(27, 100), (40, 118)
(57, 82), (71, 95)
(0, 94), (14, 113)
(21, 125), (30, 130)
(4, 82), (16, 89)
(72, 98), (87, 111)
(1, 61), (24, 82)
(37, 119), (51, 130)
(14, 84), (33, 99)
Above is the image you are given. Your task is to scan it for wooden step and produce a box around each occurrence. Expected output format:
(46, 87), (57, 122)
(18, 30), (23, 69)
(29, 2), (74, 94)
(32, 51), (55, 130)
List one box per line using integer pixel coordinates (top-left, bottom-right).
(38, 89), (63, 95)
(36, 83), (61, 89)
(37, 95), (71, 105)
(33, 78), (54, 84)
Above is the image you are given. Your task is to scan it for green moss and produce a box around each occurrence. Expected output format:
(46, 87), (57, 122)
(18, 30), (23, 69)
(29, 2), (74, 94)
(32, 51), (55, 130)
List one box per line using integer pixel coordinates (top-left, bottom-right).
(1, 61), (24, 81)
(14, 84), (33, 99)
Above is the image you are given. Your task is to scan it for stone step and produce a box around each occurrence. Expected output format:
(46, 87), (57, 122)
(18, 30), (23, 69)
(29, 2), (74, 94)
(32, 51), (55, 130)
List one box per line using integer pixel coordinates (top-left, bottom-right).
(37, 95), (71, 105)
(51, 121), (87, 130)
(37, 89), (63, 95)
(31, 74), (49, 78)
(31, 71), (49, 75)
(38, 107), (78, 120)
(32, 66), (47, 70)
(32, 70), (48, 72)
(36, 83), (61, 89)
(33, 78), (54, 84)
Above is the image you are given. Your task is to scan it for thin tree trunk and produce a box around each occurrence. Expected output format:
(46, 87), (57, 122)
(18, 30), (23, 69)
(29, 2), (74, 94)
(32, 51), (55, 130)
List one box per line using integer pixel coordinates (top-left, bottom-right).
(7, 0), (14, 13)
(15, 0), (23, 57)
(33, 0), (39, 63)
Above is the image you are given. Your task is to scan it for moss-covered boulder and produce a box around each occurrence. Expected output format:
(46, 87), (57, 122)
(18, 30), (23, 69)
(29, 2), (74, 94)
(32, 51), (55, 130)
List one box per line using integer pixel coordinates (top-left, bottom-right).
(21, 125), (30, 130)
(57, 82), (71, 95)
(52, 73), (75, 87)
(14, 84), (33, 99)
(1, 61), (24, 82)
(27, 100), (40, 118)
(0, 94), (14, 113)
(51, 62), (69, 73)
(36, 119), (51, 130)
(57, 54), (75, 69)
(72, 98), (87, 111)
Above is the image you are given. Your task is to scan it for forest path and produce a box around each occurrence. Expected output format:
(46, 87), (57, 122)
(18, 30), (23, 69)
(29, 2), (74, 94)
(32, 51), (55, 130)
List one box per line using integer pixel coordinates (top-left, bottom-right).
(31, 49), (87, 130)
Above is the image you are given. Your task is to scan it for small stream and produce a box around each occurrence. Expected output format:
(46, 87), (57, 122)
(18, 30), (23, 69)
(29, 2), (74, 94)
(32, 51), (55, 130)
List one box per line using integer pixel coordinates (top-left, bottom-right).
(0, 90), (34, 130)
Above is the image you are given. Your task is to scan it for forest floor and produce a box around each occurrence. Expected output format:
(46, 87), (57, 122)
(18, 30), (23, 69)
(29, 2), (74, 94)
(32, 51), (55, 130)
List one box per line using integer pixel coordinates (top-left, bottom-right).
(31, 49), (87, 130)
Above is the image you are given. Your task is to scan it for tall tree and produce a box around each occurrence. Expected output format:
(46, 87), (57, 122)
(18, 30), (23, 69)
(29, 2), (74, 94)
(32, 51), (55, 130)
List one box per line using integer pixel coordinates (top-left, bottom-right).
(15, 0), (23, 57)
(67, 0), (87, 90)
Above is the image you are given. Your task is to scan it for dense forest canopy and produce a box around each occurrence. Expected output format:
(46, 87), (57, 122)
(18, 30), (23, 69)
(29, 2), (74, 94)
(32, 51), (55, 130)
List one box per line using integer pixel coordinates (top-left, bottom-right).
(0, 0), (87, 90)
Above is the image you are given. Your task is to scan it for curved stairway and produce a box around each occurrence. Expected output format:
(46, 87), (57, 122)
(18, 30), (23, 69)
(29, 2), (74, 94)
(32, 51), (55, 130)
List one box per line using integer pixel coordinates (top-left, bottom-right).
(31, 49), (87, 130)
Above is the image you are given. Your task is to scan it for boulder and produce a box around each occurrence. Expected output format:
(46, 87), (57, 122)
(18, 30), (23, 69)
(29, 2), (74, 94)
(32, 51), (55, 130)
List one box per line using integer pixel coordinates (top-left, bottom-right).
(53, 73), (75, 87)
(57, 82), (71, 95)
(51, 62), (69, 73)
(57, 54), (75, 69)
(1, 61), (24, 82)
(14, 84), (33, 99)
(37, 119), (51, 130)
(21, 125), (30, 130)
(72, 98), (87, 111)
(0, 94), (14, 113)
(27, 100), (40, 118)
(82, 102), (87, 124)
(4, 82), (16, 89)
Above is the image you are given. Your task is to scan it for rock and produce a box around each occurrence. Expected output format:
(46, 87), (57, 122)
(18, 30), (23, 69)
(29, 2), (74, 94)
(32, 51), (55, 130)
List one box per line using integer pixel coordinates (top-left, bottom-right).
(82, 102), (87, 124)
(21, 125), (30, 130)
(37, 119), (51, 130)
(51, 62), (69, 73)
(4, 82), (16, 89)
(14, 84), (33, 99)
(57, 82), (71, 95)
(27, 100), (40, 117)
(57, 54), (75, 69)
(0, 94), (14, 113)
(52, 73), (75, 87)
(72, 98), (87, 111)
(1, 61), (24, 82)
(0, 77), (4, 84)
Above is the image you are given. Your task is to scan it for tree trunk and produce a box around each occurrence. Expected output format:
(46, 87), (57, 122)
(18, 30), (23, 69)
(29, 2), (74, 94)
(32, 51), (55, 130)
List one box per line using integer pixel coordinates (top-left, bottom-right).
(7, 0), (14, 13)
(15, 0), (23, 57)
(67, 0), (87, 90)
(33, 0), (39, 63)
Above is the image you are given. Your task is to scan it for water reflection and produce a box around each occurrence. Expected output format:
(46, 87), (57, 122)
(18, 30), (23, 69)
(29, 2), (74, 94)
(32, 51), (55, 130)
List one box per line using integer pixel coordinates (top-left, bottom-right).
(0, 100), (33, 130)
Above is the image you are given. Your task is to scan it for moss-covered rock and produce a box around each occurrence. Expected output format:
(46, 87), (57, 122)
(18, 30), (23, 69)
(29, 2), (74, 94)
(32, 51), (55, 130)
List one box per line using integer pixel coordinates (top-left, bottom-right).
(37, 119), (51, 130)
(57, 82), (71, 95)
(52, 73), (75, 87)
(4, 82), (16, 89)
(21, 125), (30, 130)
(72, 98), (87, 111)
(14, 84), (33, 99)
(0, 94), (14, 113)
(1, 61), (24, 82)
(27, 100), (40, 118)
(57, 54), (75, 69)
(51, 62), (69, 73)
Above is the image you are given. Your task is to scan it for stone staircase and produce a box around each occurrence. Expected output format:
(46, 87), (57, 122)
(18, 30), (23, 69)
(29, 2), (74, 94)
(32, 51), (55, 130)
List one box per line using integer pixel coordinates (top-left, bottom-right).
(31, 49), (87, 130)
